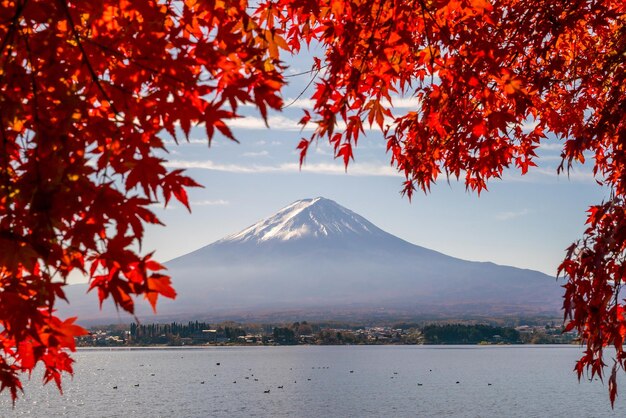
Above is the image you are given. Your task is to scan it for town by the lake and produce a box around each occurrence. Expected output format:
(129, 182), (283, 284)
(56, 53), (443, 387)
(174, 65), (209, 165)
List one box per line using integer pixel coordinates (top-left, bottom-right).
(79, 320), (578, 347)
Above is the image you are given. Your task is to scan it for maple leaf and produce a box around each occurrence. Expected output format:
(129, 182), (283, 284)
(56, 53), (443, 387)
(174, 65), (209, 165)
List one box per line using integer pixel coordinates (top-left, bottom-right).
(145, 274), (177, 313)
(336, 142), (354, 169)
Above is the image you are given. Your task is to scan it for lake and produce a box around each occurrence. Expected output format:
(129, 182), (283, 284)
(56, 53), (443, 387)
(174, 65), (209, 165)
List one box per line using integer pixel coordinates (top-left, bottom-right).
(1, 345), (623, 417)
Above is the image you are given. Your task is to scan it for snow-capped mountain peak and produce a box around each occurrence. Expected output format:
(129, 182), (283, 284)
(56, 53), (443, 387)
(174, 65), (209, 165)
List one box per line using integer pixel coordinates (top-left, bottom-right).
(61, 196), (563, 323)
(219, 197), (384, 244)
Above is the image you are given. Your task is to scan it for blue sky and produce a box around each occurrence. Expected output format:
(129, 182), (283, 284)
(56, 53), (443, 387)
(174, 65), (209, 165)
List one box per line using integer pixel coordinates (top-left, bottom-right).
(140, 50), (608, 278)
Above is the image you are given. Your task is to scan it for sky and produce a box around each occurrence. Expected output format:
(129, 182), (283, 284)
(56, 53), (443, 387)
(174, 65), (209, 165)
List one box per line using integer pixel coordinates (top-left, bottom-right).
(138, 48), (608, 279)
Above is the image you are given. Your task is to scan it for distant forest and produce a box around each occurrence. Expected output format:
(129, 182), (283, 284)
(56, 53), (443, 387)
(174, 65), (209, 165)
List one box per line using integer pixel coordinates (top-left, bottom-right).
(80, 320), (575, 347)
(130, 321), (246, 345)
(422, 324), (520, 344)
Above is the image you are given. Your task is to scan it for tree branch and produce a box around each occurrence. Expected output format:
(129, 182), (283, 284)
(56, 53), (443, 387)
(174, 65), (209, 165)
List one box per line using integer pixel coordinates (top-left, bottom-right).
(57, 0), (120, 115)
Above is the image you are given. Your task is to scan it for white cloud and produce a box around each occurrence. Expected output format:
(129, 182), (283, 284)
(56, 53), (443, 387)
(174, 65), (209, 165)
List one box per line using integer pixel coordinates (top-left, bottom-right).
(165, 159), (399, 177)
(227, 114), (356, 132)
(386, 97), (420, 109)
(281, 96), (420, 110)
(149, 202), (178, 210)
(286, 67), (305, 75)
(163, 136), (232, 148)
(163, 137), (209, 146)
(533, 166), (596, 182)
(242, 150), (270, 157)
(538, 143), (564, 151)
(165, 157), (595, 182)
(496, 209), (530, 221)
(501, 165), (598, 184)
(314, 146), (334, 156)
(521, 120), (539, 133)
(282, 98), (316, 109)
(537, 155), (563, 162)
(192, 199), (230, 206)
(228, 115), (315, 131)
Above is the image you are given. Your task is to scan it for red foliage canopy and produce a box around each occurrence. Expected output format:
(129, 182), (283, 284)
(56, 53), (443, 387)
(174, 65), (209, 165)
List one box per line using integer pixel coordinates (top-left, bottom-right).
(0, 0), (283, 401)
(266, 0), (626, 405)
(275, 0), (624, 195)
(1, 0), (625, 405)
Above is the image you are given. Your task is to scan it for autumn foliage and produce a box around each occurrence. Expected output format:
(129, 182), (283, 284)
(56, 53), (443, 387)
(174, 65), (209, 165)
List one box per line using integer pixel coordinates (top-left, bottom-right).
(1, 0), (625, 405)
(0, 0), (283, 400)
(268, 0), (626, 405)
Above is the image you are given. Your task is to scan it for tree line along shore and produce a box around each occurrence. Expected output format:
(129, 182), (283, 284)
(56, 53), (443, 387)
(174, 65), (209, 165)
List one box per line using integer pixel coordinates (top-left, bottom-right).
(76, 321), (578, 347)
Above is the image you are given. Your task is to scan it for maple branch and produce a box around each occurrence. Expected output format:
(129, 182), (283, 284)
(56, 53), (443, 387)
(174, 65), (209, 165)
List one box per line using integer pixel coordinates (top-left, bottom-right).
(57, 0), (120, 116)
(282, 68), (320, 109)
(84, 39), (189, 86)
(0, 111), (11, 210)
(19, 26), (40, 128)
(20, 29), (67, 274)
(17, 24), (53, 246)
(0, 0), (26, 58)
(416, 0), (437, 83)
(284, 65), (328, 78)
(357, 0), (385, 78)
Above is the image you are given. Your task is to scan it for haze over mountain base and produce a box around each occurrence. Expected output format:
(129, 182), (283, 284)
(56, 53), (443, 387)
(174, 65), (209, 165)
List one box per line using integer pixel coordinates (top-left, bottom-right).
(61, 198), (564, 324)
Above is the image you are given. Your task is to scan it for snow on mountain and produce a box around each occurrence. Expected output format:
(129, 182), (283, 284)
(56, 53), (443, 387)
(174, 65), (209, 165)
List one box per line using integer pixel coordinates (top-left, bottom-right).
(219, 197), (381, 243)
(60, 197), (565, 324)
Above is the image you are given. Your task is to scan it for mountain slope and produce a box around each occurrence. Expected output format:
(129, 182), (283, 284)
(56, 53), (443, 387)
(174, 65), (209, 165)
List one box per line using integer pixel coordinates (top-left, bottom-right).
(60, 197), (564, 323)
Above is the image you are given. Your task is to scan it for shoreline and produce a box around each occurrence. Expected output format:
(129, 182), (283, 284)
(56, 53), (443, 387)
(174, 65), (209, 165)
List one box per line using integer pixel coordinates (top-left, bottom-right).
(75, 343), (580, 351)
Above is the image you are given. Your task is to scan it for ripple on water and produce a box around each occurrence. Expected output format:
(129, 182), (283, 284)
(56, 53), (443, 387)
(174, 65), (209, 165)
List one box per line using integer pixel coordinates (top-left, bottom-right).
(0, 345), (623, 417)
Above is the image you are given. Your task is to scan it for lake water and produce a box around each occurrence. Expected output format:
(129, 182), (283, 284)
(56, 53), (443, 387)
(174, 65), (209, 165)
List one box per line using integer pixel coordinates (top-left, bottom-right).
(1, 345), (624, 417)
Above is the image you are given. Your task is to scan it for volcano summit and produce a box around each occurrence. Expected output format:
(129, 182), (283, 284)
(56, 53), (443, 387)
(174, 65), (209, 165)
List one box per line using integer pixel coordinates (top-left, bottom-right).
(62, 197), (563, 322)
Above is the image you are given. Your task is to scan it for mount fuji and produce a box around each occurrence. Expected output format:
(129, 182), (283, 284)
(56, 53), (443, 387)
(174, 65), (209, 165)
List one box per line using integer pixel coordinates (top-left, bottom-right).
(61, 197), (564, 323)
